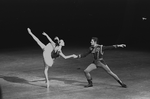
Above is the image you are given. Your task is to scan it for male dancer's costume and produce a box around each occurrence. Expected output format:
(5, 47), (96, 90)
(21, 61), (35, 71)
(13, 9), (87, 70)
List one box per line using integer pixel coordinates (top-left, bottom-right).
(78, 45), (127, 88)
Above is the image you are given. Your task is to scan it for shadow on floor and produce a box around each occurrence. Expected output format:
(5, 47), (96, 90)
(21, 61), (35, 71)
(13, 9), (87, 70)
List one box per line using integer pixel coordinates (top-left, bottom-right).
(0, 75), (121, 89)
(31, 77), (86, 87)
(0, 75), (85, 88)
(0, 85), (2, 99)
(0, 75), (46, 88)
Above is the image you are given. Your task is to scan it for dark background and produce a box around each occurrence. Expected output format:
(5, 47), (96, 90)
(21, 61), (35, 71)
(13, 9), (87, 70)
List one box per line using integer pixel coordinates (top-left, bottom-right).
(0, 0), (149, 50)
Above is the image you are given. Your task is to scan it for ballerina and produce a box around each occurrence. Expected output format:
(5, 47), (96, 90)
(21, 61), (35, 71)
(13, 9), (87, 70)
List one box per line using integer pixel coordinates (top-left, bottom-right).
(27, 28), (77, 88)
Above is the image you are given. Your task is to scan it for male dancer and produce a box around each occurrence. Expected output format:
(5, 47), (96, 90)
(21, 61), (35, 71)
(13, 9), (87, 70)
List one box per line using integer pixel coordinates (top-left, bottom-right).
(76, 37), (127, 88)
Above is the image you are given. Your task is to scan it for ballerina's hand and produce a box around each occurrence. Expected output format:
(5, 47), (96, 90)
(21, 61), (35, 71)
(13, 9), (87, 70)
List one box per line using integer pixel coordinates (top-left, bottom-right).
(72, 54), (78, 58)
(54, 36), (59, 40)
(42, 32), (47, 36)
(27, 28), (31, 33)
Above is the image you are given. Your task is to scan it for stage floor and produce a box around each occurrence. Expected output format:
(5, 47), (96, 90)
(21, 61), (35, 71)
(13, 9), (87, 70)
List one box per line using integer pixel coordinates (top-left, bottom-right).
(0, 47), (150, 99)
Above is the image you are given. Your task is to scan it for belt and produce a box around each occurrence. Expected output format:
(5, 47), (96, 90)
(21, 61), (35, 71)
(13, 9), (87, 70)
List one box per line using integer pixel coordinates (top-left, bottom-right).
(94, 58), (103, 60)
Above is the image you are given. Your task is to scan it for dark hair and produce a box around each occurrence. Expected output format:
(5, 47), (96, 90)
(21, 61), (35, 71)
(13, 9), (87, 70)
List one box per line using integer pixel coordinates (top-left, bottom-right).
(92, 37), (99, 43)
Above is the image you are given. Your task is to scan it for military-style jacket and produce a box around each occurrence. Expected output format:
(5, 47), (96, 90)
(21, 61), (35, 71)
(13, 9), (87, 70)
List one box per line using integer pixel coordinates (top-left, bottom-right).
(79, 45), (118, 60)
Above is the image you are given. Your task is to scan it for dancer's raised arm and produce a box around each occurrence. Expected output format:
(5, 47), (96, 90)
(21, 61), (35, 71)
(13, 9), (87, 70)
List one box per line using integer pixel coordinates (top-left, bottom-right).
(42, 32), (56, 48)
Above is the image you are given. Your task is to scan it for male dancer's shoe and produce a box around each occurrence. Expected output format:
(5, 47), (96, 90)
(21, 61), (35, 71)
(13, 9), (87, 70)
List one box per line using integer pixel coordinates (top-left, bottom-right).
(117, 80), (127, 88)
(121, 83), (127, 88)
(84, 79), (93, 88)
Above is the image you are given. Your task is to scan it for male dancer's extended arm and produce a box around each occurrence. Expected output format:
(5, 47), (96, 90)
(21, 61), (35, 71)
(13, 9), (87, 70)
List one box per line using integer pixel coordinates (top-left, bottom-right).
(103, 44), (126, 50)
(78, 47), (92, 58)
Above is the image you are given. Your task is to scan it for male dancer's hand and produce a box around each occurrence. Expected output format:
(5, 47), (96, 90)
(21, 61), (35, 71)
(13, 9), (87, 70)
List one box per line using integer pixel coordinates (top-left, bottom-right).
(117, 44), (126, 48)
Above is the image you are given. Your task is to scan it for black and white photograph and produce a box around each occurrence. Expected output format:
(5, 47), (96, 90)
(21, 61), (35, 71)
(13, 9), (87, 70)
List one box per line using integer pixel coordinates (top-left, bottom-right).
(0, 0), (150, 99)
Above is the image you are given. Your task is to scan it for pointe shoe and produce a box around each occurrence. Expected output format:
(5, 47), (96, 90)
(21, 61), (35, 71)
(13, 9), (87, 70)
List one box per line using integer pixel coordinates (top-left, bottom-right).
(46, 81), (50, 88)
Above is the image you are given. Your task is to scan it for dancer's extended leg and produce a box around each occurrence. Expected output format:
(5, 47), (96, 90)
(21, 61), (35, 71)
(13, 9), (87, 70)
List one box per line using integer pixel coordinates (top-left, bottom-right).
(101, 64), (127, 88)
(84, 63), (97, 87)
(27, 28), (45, 49)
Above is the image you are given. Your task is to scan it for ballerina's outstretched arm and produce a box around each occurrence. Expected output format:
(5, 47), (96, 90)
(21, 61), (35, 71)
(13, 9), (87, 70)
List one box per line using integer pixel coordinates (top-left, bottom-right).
(59, 50), (78, 59)
(42, 32), (56, 48)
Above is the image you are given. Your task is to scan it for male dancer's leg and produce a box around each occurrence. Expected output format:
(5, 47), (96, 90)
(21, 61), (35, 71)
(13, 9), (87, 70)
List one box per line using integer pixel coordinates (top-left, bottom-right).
(98, 62), (127, 88)
(84, 63), (97, 79)
(84, 63), (97, 87)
